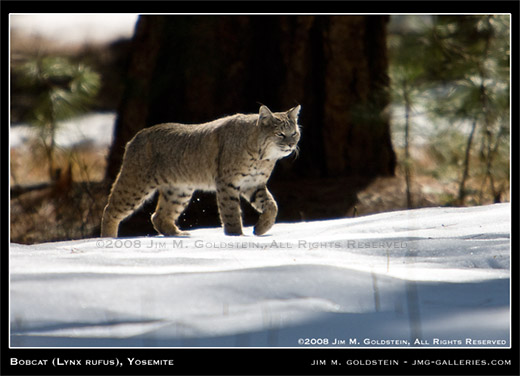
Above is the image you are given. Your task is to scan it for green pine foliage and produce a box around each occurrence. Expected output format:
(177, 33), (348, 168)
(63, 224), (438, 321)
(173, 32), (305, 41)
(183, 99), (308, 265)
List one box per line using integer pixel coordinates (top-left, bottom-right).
(389, 15), (510, 206)
(15, 56), (100, 180)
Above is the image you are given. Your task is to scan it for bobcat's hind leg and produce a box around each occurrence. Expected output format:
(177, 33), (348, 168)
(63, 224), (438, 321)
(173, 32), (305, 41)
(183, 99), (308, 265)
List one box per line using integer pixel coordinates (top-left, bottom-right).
(243, 185), (278, 236)
(101, 179), (156, 238)
(151, 187), (194, 236)
(101, 206), (122, 238)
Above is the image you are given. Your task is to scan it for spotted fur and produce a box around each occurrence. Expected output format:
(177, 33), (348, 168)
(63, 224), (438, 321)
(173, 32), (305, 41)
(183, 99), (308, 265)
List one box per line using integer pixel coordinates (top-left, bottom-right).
(101, 105), (301, 237)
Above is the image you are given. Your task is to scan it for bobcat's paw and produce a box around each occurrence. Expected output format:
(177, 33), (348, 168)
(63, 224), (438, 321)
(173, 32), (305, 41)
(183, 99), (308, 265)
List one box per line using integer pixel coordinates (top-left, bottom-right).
(157, 229), (191, 237)
(253, 222), (273, 236)
(224, 226), (243, 236)
(170, 230), (191, 237)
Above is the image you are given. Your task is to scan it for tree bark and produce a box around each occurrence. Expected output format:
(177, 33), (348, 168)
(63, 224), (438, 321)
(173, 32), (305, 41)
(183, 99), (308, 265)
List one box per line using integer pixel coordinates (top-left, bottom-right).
(105, 16), (166, 180)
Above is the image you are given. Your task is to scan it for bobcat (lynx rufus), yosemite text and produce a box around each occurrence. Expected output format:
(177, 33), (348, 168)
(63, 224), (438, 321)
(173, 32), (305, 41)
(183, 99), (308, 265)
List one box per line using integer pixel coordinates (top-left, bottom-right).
(101, 105), (301, 237)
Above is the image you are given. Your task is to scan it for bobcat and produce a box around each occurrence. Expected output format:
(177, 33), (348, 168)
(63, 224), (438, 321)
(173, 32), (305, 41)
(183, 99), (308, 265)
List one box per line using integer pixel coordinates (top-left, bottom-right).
(101, 105), (301, 237)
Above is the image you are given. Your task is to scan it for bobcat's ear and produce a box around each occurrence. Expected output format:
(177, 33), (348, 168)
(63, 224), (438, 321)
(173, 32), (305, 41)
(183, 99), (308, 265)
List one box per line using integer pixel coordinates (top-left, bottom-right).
(287, 105), (301, 121)
(258, 105), (274, 124)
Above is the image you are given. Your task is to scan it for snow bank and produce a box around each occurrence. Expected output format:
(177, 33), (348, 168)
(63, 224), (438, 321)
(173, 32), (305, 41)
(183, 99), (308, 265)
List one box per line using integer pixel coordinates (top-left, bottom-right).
(9, 203), (510, 347)
(10, 112), (116, 149)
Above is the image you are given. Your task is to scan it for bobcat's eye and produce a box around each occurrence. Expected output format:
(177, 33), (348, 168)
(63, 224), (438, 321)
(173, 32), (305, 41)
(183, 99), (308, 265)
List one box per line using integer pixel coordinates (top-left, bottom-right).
(276, 132), (286, 139)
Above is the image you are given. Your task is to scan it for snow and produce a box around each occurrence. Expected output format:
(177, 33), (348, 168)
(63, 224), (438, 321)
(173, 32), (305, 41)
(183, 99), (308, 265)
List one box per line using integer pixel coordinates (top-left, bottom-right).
(9, 203), (510, 348)
(10, 14), (138, 45)
(10, 112), (116, 149)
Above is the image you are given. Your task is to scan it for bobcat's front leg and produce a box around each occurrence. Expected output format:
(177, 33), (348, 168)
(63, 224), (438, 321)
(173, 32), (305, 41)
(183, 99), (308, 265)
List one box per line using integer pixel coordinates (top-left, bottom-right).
(245, 185), (278, 236)
(216, 180), (243, 236)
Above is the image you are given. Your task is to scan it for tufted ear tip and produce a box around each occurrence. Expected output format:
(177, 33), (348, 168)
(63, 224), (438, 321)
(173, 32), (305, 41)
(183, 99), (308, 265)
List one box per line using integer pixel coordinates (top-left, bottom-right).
(288, 105), (301, 120)
(259, 105), (273, 119)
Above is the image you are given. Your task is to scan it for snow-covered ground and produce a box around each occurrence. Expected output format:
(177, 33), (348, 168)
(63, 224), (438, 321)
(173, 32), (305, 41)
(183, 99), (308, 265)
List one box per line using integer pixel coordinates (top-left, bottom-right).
(10, 112), (116, 149)
(10, 203), (510, 348)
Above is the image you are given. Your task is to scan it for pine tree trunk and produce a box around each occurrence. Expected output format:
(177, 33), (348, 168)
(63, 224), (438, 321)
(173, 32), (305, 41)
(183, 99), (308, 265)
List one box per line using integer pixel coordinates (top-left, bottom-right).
(458, 119), (477, 205)
(105, 16), (166, 180)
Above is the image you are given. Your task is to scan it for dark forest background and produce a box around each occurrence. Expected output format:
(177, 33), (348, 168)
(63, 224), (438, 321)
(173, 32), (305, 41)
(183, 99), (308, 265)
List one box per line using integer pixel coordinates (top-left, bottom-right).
(10, 15), (510, 243)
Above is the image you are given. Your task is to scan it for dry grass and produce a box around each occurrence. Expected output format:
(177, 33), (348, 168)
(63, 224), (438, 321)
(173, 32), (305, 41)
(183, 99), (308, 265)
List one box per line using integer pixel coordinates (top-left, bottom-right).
(10, 143), (108, 187)
(10, 180), (110, 244)
(395, 145), (511, 207)
(10, 144), (110, 244)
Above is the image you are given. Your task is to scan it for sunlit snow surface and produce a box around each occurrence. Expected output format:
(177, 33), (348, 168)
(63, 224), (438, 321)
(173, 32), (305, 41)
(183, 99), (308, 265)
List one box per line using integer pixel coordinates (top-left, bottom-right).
(10, 203), (510, 347)
(10, 113), (116, 149)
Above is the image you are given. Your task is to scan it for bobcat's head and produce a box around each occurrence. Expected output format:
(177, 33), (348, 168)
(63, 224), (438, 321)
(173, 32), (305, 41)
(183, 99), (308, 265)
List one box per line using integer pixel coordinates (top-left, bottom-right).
(258, 105), (301, 160)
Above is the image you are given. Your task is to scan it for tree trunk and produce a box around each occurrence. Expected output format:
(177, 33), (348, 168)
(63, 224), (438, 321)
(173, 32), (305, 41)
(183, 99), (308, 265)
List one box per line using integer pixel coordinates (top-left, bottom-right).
(105, 16), (166, 180)
(458, 119), (477, 205)
(320, 16), (395, 178)
(104, 15), (396, 234)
